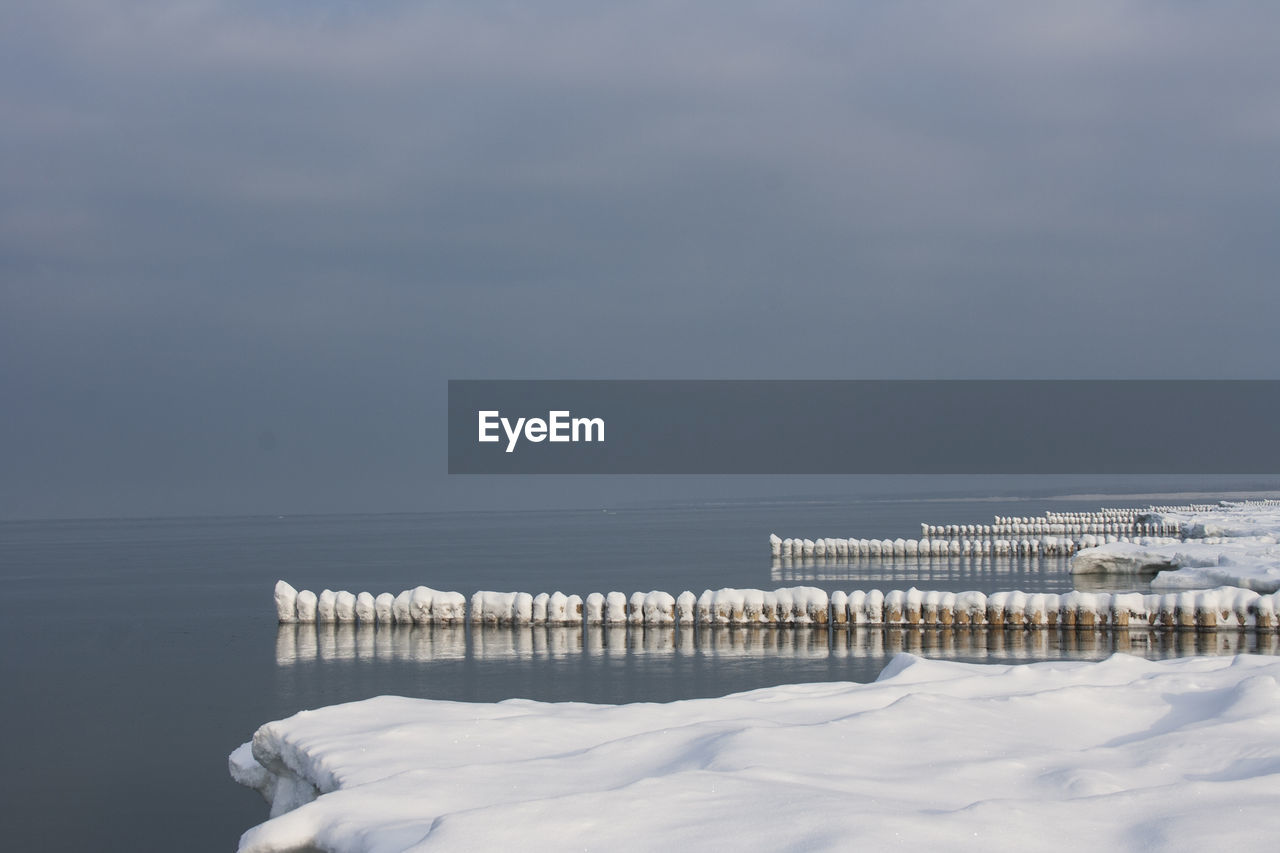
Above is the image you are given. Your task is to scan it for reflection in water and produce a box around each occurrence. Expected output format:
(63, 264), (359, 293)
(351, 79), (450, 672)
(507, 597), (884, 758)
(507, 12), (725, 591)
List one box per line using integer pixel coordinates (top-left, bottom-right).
(277, 623), (1280, 666)
(837, 625), (1275, 660)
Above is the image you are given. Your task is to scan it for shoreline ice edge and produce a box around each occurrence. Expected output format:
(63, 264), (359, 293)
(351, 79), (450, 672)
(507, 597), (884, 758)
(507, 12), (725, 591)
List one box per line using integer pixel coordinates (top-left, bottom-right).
(232, 651), (1280, 852)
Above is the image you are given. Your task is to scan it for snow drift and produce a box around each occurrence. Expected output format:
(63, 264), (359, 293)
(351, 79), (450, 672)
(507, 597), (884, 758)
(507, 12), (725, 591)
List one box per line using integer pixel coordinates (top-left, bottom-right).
(233, 653), (1280, 852)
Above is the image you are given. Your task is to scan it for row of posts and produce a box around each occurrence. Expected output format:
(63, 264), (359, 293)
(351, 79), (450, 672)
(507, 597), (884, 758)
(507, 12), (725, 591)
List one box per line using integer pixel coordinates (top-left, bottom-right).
(275, 582), (1280, 632)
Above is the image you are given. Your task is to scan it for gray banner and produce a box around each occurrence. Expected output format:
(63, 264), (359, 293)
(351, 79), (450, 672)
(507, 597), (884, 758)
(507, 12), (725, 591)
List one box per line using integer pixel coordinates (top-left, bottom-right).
(448, 380), (1280, 474)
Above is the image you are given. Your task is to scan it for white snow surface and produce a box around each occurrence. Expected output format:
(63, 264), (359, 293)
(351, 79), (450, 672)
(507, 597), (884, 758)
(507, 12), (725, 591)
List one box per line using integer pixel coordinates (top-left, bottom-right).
(1074, 542), (1280, 592)
(1072, 503), (1280, 592)
(234, 653), (1280, 852)
(1157, 504), (1280, 539)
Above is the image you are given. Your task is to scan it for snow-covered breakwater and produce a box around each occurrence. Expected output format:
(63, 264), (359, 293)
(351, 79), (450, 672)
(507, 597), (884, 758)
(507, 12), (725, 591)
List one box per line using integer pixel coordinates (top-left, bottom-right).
(819, 587), (1280, 631)
(769, 501), (1280, 559)
(273, 582), (831, 627)
(771, 505), (1185, 558)
(772, 531), (1178, 558)
(231, 653), (1280, 852)
(772, 498), (1280, 589)
(274, 581), (1280, 632)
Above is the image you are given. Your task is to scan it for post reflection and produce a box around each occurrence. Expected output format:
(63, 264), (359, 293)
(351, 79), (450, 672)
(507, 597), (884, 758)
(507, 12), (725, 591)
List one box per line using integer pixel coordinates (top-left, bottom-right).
(276, 623), (1280, 666)
(768, 554), (1113, 592)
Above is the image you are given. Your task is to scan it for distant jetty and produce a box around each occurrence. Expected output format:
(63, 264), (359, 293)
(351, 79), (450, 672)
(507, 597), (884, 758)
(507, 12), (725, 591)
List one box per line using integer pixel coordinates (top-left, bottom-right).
(769, 505), (1198, 558)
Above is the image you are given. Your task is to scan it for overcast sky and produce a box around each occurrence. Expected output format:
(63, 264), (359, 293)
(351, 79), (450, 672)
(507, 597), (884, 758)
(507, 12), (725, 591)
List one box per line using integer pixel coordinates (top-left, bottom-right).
(3, 1), (1279, 518)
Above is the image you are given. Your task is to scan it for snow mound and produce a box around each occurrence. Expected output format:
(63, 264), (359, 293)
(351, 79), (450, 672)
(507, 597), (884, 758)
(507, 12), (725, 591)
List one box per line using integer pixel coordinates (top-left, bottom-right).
(1071, 542), (1176, 575)
(1072, 503), (1280, 592)
(1153, 503), (1280, 540)
(1074, 541), (1280, 592)
(232, 654), (1280, 852)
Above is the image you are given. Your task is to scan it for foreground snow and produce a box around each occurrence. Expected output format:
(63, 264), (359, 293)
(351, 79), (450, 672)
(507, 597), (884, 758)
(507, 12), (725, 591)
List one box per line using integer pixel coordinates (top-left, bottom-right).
(232, 654), (1280, 852)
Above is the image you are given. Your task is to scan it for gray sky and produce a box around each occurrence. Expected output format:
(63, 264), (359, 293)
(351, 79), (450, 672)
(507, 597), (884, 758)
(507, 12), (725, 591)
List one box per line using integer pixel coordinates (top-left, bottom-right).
(3, 1), (1280, 518)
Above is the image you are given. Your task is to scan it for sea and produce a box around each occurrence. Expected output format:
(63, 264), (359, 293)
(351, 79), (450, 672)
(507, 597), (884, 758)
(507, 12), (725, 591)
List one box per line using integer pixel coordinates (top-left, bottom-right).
(3, 490), (1279, 851)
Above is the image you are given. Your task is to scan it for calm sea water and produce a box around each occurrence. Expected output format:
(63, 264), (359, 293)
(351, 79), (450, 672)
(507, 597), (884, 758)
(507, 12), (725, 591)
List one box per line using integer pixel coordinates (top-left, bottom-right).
(2, 494), (1274, 851)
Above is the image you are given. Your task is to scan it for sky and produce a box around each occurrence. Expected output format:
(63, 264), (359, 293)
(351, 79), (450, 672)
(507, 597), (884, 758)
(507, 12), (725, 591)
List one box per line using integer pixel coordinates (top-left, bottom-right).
(3, 1), (1280, 519)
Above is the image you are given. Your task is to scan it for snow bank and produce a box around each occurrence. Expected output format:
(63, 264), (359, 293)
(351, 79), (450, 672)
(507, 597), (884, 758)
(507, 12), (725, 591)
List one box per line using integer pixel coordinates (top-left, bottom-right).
(1152, 502), (1280, 539)
(1067, 502), (1280, 592)
(1152, 545), (1280, 593)
(1073, 540), (1280, 592)
(233, 654), (1280, 852)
